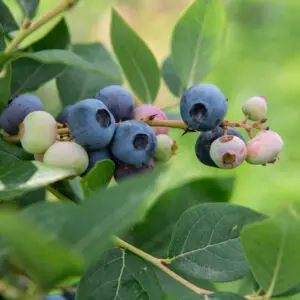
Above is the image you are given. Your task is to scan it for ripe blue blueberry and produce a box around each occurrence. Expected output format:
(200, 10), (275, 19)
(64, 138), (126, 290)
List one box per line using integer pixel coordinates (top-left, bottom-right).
(180, 83), (228, 131)
(0, 94), (44, 135)
(95, 85), (134, 122)
(56, 104), (73, 124)
(68, 99), (116, 150)
(195, 126), (245, 168)
(83, 147), (111, 175)
(111, 120), (157, 167)
(114, 161), (155, 182)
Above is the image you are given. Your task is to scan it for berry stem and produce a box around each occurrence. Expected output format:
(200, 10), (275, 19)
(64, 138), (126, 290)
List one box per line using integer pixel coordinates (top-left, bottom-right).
(4, 0), (77, 52)
(3, 134), (21, 144)
(113, 236), (213, 296)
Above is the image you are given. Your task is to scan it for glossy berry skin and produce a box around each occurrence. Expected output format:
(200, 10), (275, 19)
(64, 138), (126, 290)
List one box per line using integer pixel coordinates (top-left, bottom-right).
(0, 94), (44, 135)
(114, 161), (155, 182)
(68, 99), (116, 150)
(83, 148), (111, 175)
(95, 85), (134, 122)
(111, 120), (157, 167)
(56, 104), (73, 124)
(43, 141), (89, 176)
(242, 96), (267, 121)
(209, 135), (247, 169)
(195, 127), (245, 168)
(21, 111), (57, 154)
(180, 84), (228, 131)
(133, 104), (169, 135)
(246, 130), (283, 165)
(154, 134), (177, 162)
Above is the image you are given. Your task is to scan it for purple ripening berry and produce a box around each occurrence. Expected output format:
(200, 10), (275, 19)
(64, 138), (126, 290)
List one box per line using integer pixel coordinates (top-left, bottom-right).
(133, 104), (169, 135)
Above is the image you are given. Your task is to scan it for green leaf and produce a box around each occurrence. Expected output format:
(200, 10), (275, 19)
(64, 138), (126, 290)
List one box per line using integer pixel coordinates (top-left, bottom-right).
(11, 58), (65, 97)
(17, 0), (40, 18)
(77, 248), (164, 300)
(56, 43), (123, 106)
(162, 56), (185, 97)
(111, 9), (160, 103)
(0, 151), (76, 200)
(59, 165), (165, 263)
(241, 203), (300, 296)
(0, 25), (5, 51)
(49, 179), (82, 203)
(15, 187), (46, 208)
(0, 63), (11, 111)
(80, 159), (115, 198)
(21, 201), (75, 240)
(129, 177), (235, 257)
(0, 50), (122, 79)
(0, 0), (19, 33)
(171, 0), (226, 87)
(168, 203), (265, 282)
(208, 292), (245, 300)
(31, 17), (70, 51)
(0, 136), (33, 160)
(0, 211), (83, 289)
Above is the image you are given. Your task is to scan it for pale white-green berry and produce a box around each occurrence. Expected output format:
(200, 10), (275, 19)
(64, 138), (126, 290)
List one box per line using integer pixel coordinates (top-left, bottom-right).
(154, 134), (177, 162)
(246, 130), (283, 165)
(21, 111), (57, 154)
(242, 96), (267, 121)
(209, 135), (247, 169)
(43, 141), (89, 175)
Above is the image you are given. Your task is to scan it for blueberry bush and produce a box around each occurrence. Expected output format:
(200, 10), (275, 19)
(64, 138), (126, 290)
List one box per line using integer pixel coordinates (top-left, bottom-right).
(0, 0), (297, 299)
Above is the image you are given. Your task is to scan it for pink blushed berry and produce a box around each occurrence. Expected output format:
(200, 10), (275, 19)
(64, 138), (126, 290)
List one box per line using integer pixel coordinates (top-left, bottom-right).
(246, 130), (283, 165)
(209, 135), (247, 169)
(133, 104), (169, 135)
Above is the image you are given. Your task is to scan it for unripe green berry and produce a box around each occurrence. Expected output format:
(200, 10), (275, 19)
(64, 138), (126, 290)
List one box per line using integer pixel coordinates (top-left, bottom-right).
(154, 134), (177, 162)
(43, 141), (89, 176)
(209, 135), (247, 169)
(21, 111), (57, 154)
(242, 96), (267, 121)
(246, 130), (283, 165)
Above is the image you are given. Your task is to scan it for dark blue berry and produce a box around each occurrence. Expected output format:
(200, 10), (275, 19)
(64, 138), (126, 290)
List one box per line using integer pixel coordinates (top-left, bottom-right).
(0, 94), (44, 135)
(180, 84), (228, 131)
(68, 99), (116, 150)
(111, 120), (157, 167)
(95, 85), (134, 122)
(56, 104), (73, 124)
(195, 126), (245, 168)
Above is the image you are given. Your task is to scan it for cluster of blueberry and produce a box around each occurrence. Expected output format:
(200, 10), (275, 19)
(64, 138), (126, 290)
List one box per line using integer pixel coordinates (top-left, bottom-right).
(0, 83), (283, 180)
(0, 85), (177, 180)
(181, 84), (283, 168)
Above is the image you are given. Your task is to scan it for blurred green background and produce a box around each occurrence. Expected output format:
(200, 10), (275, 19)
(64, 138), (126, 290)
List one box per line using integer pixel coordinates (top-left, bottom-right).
(32, 0), (300, 216)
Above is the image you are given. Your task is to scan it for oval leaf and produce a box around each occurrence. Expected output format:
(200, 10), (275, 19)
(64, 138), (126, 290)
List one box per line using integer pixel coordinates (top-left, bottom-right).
(171, 0), (226, 87)
(77, 248), (164, 300)
(241, 203), (300, 296)
(56, 43), (123, 106)
(162, 56), (185, 97)
(80, 159), (115, 198)
(111, 9), (160, 103)
(0, 151), (76, 200)
(129, 177), (235, 257)
(168, 203), (265, 282)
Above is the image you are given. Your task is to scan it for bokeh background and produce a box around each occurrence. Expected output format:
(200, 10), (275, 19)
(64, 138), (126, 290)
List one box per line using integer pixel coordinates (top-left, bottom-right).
(31, 0), (300, 215)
